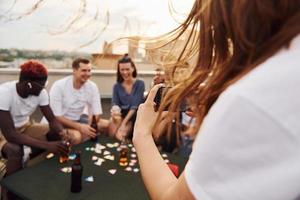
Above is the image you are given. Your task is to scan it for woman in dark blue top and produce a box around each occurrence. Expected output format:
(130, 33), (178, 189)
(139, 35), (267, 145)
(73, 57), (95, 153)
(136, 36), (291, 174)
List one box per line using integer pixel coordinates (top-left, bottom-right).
(112, 54), (145, 140)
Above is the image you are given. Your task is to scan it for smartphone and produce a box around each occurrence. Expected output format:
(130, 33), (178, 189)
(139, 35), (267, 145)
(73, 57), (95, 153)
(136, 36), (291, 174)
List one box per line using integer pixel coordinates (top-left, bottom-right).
(154, 86), (169, 111)
(154, 86), (189, 112)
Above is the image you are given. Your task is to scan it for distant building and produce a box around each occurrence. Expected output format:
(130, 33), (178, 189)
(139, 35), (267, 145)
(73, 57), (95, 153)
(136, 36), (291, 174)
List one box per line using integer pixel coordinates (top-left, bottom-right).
(91, 53), (123, 70)
(92, 39), (156, 70)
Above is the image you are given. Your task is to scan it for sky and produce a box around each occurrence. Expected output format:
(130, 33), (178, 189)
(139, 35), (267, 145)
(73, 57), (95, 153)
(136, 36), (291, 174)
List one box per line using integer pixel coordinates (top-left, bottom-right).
(0, 0), (194, 53)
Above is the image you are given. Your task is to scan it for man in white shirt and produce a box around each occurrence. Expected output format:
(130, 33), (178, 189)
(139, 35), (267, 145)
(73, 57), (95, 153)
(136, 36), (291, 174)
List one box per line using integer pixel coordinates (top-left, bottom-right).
(49, 58), (104, 143)
(0, 60), (69, 200)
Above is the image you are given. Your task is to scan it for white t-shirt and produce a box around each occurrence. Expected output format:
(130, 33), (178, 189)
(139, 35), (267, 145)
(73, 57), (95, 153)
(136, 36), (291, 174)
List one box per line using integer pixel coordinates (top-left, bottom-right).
(49, 76), (102, 121)
(185, 35), (300, 200)
(0, 81), (49, 127)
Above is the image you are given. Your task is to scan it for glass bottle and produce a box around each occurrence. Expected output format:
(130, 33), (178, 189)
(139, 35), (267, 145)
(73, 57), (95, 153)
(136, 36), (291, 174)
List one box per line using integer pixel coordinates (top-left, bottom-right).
(119, 136), (129, 167)
(71, 151), (83, 193)
(90, 115), (98, 142)
(59, 130), (71, 163)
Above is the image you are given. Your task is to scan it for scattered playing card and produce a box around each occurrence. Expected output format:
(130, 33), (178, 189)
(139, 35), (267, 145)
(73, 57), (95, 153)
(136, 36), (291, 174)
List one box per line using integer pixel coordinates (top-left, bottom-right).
(131, 147), (136, 152)
(113, 142), (119, 147)
(129, 162), (135, 166)
(106, 143), (114, 148)
(85, 176), (94, 182)
(130, 159), (137, 163)
(133, 168), (139, 173)
(94, 149), (102, 154)
(116, 147), (121, 152)
(95, 144), (106, 150)
(103, 150), (110, 155)
(94, 160), (103, 166)
(92, 156), (99, 161)
(85, 147), (91, 151)
(46, 153), (54, 159)
(104, 155), (115, 160)
(130, 153), (137, 158)
(164, 159), (170, 163)
(90, 147), (95, 151)
(125, 167), (132, 171)
(128, 144), (133, 148)
(108, 169), (117, 174)
(60, 167), (72, 173)
(161, 154), (168, 158)
(69, 154), (76, 160)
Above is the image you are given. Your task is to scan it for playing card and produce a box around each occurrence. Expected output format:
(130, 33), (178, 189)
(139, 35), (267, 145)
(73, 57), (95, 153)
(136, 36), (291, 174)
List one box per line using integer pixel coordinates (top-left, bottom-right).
(85, 176), (94, 182)
(94, 148), (102, 154)
(106, 143), (114, 148)
(104, 155), (115, 160)
(130, 153), (137, 158)
(125, 167), (132, 171)
(60, 167), (72, 173)
(108, 169), (117, 174)
(69, 154), (76, 160)
(133, 168), (139, 173)
(161, 153), (168, 158)
(113, 142), (119, 147)
(130, 159), (137, 163)
(95, 144), (106, 150)
(94, 160), (103, 166)
(92, 156), (99, 161)
(46, 153), (54, 159)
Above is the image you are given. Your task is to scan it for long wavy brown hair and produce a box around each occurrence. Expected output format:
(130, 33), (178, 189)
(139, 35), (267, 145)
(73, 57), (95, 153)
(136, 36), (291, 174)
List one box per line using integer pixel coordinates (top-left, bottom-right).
(147, 0), (300, 143)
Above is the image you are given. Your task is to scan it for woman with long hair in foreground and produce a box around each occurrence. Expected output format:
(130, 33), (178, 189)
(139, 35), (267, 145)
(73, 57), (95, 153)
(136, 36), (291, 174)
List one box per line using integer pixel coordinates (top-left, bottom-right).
(133, 0), (300, 199)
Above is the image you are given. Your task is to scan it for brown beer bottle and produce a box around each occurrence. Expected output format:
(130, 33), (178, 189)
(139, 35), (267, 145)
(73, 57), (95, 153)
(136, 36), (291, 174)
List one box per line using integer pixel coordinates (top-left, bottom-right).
(71, 151), (83, 193)
(119, 136), (129, 167)
(90, 115), (98, 142)
(59, 139), (70, 163)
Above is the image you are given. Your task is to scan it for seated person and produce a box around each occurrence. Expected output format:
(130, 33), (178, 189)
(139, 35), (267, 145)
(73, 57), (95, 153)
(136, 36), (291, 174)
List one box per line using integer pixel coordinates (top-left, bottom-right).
(112, 54), (145, 140)
(49, 58), (105, 144)
(153, 97), (197, 157)
(178, 108), (197, 157)
(152, 67), (165, 86)
(0, 60), (69, 199)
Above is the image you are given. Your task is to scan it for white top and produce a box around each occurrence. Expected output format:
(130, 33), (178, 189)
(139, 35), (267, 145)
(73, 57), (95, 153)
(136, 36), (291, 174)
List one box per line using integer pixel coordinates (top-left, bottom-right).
(0, 81), (49, 127)
(49, 76), (102, 121)
(185, 35), (300, 200)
